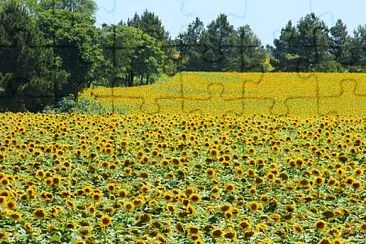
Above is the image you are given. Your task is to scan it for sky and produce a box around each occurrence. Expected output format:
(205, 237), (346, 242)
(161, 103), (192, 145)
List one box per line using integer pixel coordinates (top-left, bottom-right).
(94, 0), (366, 46)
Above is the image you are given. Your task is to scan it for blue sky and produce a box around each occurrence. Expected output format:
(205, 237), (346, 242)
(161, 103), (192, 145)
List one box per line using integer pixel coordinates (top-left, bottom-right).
(94, 0), (366, 46)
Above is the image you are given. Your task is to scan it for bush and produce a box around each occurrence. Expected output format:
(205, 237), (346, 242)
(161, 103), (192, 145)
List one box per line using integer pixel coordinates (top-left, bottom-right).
(42, 94), (113, 115)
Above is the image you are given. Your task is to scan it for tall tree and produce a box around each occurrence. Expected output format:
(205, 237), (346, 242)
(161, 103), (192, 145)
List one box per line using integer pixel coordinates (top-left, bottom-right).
(329, 19), (349, 65)
(201, 14), (235, 71)
(36, 0), (103, 98)
(100, 25), (166, 87)
(272, 20), (300, 71)
(0, 0), (68, 112)
(38, 0), (96, 15)
(125, 10), (169, 42)
(348, 25), (366, 71)
(178, 17), (206, 71)
(295, 13), (331, 71)
(273, 13), (343, 72)
(124, 10), (178, 75)
(231, 25), (265, 71)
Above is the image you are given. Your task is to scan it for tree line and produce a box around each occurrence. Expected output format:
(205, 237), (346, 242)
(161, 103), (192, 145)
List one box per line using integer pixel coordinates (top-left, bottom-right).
(1, 0), (366, 112)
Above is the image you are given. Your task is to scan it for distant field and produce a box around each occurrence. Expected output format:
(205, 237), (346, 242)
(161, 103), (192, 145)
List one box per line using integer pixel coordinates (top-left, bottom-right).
(80, 72), (366, 116)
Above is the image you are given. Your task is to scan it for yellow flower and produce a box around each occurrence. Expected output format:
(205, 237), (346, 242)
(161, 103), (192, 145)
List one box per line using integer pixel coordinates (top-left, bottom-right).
(189, 193), (201, 204)
(360, 222), (366, 233)
(32, 208), (46, 219)
(211, 228), (223, 238)
(187, 225), (200, 235)
(206, 168), (216, 177)
(225, 183), (235, 192)
(292, 224), (303, 234)
(124, 202), (135, 212)
(100, 215), (112, 227)
(247, 201), (262, 212)
(239, 220), (251, 230)
(5, 200), (16, 210)
(314, 220), (327, 231)
(224, 227), (237, 240)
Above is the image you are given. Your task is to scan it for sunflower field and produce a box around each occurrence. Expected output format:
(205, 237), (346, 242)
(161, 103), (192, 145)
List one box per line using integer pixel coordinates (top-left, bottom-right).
(0, 72), (366, 243)
(80, 72), (366, 116)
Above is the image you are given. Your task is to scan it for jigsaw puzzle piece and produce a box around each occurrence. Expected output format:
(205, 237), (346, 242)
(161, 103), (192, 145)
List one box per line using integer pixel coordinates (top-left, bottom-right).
(319, 78), (366, 116)
(243, 73), (319, 116)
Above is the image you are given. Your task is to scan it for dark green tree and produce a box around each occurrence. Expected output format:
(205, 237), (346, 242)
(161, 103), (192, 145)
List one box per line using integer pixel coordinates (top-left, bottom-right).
(296, 13), (333, 71)
(124, 10), (178, 75)
(347, 25), (366, 71)
(329, 19), (349, 66)
(0, 0), (68, 112)
(272, 20), (300, 71)
(273, 13), (343, 72)
(201, 14), (235, 71)
(38, 0), (96, 15)
(36, 1), (103, 98)
(231, 25), (265, 71)
(178, 17), (206, 71)
(100, 25), (166, 87)
(125, 10), (169, 42)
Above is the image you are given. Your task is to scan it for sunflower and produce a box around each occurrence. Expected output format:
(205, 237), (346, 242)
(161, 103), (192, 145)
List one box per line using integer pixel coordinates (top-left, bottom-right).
(220, 204), (233, 213)
(166, 203), (175, 213)
(0, 196), (6, 205)
(248, 187), (257, 195)
(123, 167), (133, 176)
(124, 202), (135, 212)
(224, 210), (233, 218)
(32, 208), (46, 219)
(140, 185), (149, 194)
(239, 220), (251, 230)
(92, 193), (102, 202)
(23, 222), (32, 233)
(5, 200), (16, 210)
(360, 222), (366, 233)
(206, 168), (216, 177)
(9, 211), (21, 221)
(107, 183), (116, 193)
(224, 227), (237, 240)
(35, 170), (45, 179)
(292, 224), (303, 234)
(176, 222), (185, 233)
(79, 227), (91, 236)
(0, 231), (8, 239)
(188, 226), (200, 235)
(247, 169), (256, 177)
(314, 220), (327, 231)
(52, 176), (61, 186)
(189, 193), (201, 204)
(332, 238), (345, 244)
(211, 228), (223, 238)
(247, 201), (261, 212)
(352, 181), (362, 190)
(244, 230), (255, 238)
(184, 187), (195, 196)
(255, 222), (267, 232)
(225, 183), (235, 192)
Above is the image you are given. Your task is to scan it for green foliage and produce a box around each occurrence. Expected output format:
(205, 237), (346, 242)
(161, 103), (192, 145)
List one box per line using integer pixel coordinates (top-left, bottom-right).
(273, 13), (332, 72)
(201, 14), (235, 71)
(126, 10), (169, 42)
(230, 25), (266, 71)
(178, 15), (265, 72)
(0, 0), (68, 112)
(99, 24), (166, 87)
(37, 7), (104, 98)
(42, 94), (110, 114)
(178, 17), (207, 71)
